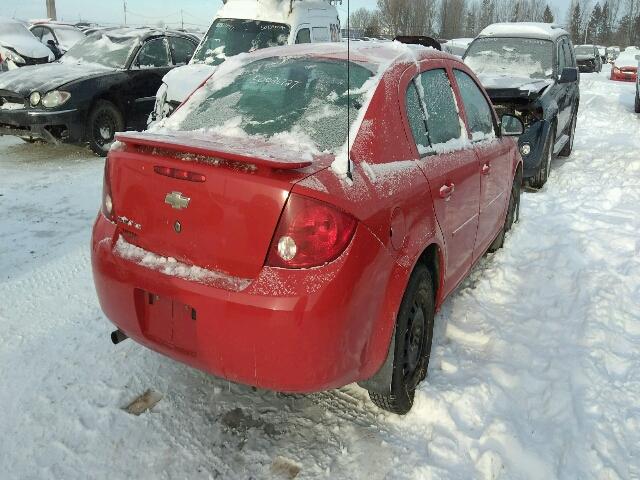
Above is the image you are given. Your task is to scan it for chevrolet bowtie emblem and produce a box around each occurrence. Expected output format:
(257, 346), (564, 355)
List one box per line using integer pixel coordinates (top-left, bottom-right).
(165, 192), (190, 210)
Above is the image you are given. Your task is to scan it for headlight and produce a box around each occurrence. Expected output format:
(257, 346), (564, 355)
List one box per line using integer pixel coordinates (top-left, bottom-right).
(0, 46), (25, 64)
(29, 91), (41, 107)
(42, 91), (71, 108)
(520, 143), (531, 156)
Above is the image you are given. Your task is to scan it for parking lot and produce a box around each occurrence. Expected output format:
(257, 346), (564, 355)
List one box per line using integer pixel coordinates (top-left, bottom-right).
(0, 66), (639, 479)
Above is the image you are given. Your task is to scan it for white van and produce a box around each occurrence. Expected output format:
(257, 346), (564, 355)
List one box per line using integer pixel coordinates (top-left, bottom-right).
(151, 0), (341, 122)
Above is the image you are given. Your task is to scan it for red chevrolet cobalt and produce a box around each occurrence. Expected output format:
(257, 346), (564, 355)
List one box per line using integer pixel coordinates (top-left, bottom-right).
(92, 42), (524, 414)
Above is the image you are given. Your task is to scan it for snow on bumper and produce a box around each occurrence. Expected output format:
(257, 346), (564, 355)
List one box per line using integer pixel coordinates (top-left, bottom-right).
(91, 214), (394, 393)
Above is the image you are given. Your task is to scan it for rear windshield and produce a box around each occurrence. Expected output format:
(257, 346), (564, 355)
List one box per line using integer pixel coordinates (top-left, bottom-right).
(61, 32), (139, 68)
(465, 37), (554, 79)
(575, 46), (594, 55)
(175, 57), (374, 152)
(192, 18), (291, 66)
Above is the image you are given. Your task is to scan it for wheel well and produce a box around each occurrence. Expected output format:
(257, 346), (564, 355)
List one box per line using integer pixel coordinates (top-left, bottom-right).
(416, 244), (441, 302)
(90, 94), (125, 119)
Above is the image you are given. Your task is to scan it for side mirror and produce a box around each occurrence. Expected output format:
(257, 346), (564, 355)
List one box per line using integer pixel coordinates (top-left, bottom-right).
(559, 67), (578, 83)
(47, 39), (56, 47)
(501, 114), (525, 136)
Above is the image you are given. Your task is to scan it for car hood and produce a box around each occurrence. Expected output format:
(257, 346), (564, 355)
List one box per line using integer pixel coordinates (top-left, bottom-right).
(0, 62), (115, 96)
(0, 33), (53, 60)
(163, 63), (216, 104)
(478, 74), (553, 100)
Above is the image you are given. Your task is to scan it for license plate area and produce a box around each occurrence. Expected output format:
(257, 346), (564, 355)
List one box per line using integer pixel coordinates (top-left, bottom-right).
(136, 289), (197, 356)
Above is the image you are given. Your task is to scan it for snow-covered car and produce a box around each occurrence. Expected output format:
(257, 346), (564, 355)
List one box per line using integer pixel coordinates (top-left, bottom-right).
(0, 17), (54, 71)
(464, 23), (580, 188)
(575, 44), (602, 73)
(611, 48), (639, 83)
(93, 41), (524, 415)
(150, 0), (341, 123)
(0, 28), (198, 155)
(29, 22), (86, 59)
(442, 38), (473, 57)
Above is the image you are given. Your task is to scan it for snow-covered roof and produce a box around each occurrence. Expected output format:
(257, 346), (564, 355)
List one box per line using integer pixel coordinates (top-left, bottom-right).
(478, 22), (568, 41)
(217, 0), (338, 24)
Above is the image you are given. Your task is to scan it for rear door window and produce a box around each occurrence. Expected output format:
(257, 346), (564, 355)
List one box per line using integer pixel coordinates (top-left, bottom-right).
(453, 70), (495, 139)
(418, 69), (461, 145)
(170, 37), (196, 65)
(312, 27), (330, 42)
(405, 82), (431, 152)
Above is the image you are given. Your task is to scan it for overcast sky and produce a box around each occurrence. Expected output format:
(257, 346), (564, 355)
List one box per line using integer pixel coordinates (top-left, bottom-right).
(9, 0), (573, 29)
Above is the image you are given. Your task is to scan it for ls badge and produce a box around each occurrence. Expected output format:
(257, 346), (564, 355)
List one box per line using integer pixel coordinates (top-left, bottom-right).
(165, 191), (190, 210)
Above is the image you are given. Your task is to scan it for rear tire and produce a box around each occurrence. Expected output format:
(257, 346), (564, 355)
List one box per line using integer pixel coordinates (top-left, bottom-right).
(529, 128), (555, 189)
(368, 265), (435, 415)
(87, 100), (124, 157)
(489, 175), (521, 253)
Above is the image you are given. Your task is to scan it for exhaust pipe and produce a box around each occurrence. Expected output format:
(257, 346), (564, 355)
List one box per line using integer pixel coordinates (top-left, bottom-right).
(111, 329), (128, 345)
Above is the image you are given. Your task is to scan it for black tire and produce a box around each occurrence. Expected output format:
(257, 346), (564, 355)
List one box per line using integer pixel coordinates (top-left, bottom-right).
(87, 100), (124, 157)
(635, 89), (640, 114)
(529, 128), (555, 189)
(368, 265), (435, 415)
(559, 111), (577, 157)
(488, 174), (521, 253)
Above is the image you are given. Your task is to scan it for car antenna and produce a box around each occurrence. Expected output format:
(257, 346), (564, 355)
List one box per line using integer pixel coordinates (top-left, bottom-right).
(346, 0), (353, 181)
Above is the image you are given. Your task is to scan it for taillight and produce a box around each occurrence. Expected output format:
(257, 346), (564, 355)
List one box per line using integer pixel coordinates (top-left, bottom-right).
(154, 165), (206, 182)
(266, 194), (357, 269)
(101, 157), (115, 221)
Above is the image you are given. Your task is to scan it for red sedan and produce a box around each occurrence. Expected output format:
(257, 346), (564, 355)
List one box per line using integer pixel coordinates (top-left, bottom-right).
(611, 50), (639, 82)
(92, 42), (523, 414)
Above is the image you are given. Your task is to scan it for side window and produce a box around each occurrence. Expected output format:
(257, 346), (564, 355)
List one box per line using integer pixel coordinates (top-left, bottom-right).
(30, 27), (43, 40)
(565, 40), (576, 67)
(419, 69), (461, 145)
(558, 40), (567, 71)
(405, 82), (431, 152)
(170, 37), (196, 65)
(136, 39), (170, 68)
(41, 28), (56, 45)
(312, 27), (330, 42)
(453, 70), (495, 138)
(295, 28), (311, 44)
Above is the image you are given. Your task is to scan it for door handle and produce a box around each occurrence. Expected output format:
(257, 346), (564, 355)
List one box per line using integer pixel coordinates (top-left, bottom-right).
(482, 163), (491, 175)
(439, 183), (455, 199)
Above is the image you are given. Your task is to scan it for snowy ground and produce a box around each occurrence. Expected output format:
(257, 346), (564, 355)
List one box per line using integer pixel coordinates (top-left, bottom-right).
(1, 67), (639, 479)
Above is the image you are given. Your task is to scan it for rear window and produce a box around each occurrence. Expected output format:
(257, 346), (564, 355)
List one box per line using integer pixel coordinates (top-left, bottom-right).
(174, 57), (374, 152)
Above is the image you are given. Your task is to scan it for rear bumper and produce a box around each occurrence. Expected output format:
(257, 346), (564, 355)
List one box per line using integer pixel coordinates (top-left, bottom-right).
(0, 107), (84, 143)
(91, 214), (394, 393)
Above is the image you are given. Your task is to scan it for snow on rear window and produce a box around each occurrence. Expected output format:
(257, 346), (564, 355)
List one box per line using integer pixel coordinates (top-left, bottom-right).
(165, 57), (373, 154)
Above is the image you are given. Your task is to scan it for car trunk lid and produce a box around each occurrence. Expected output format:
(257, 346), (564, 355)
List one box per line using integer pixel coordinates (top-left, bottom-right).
(108, 131), (331, 281)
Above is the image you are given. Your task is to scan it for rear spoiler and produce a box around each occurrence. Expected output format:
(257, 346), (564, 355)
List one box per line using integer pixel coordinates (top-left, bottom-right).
(115, 132), (314, 170)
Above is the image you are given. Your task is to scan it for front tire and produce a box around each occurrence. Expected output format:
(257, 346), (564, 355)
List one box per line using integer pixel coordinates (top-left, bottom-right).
(368, 265), (435, 415)
(87, 100), (124, 157)
(529, 128), (555, 189)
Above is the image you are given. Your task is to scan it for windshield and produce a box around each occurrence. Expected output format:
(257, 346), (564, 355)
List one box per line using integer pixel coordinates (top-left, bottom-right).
(465, 37), (554, 79)
(192, 18), (290, 66)
(0, 22), (33, 39)
(575, 46), (594, 55)
(61, 32), (140, 68)
(174, 57), (373, 152)
(54, 27), (85, 47)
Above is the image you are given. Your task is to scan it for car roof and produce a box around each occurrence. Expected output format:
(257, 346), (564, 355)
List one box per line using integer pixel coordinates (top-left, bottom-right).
(478, 22), (569, 41)
(87, 27), (196, 42)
